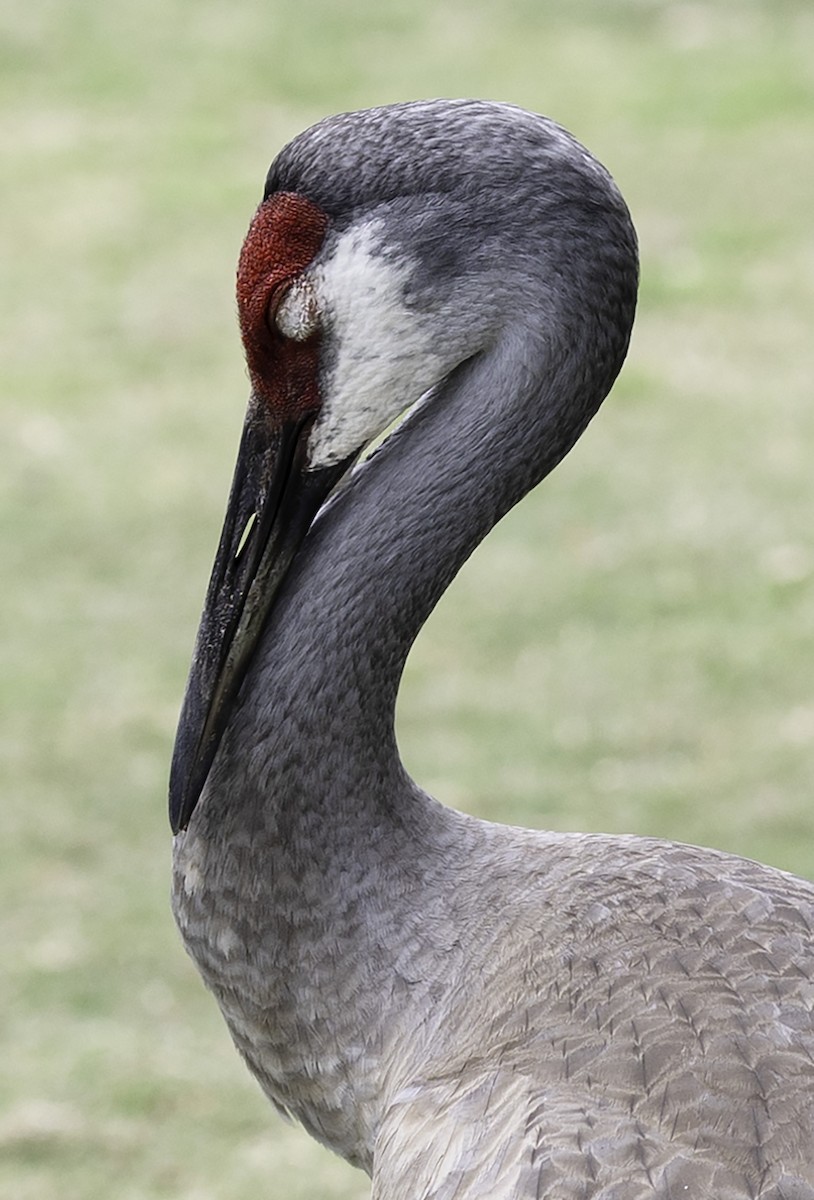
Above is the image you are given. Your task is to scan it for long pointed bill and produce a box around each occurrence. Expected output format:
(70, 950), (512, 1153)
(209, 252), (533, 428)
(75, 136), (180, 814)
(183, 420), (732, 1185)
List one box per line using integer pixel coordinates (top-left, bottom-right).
(169, 400), (351, 833)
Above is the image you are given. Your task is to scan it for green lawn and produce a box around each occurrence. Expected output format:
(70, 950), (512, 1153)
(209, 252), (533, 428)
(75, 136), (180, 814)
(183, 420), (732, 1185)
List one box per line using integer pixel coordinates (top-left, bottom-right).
(2, 1), (813, 1196)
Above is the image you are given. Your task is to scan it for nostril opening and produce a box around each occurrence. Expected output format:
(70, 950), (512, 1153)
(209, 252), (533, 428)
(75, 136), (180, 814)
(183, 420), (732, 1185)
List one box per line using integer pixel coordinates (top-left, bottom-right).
(235, 511), (257, 562)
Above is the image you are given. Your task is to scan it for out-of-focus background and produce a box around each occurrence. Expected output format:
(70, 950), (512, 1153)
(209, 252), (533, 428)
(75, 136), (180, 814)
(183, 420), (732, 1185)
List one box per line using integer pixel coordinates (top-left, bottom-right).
(2, 1), (813, 1196)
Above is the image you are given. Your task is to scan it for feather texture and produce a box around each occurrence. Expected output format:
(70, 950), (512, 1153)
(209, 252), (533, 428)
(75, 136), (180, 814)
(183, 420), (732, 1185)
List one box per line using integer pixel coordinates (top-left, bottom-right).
(171, 102), (814, 1196)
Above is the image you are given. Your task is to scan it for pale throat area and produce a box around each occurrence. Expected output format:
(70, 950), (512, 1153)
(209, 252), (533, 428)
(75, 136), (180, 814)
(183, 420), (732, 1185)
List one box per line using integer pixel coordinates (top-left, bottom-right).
(305, 219), (459, 468)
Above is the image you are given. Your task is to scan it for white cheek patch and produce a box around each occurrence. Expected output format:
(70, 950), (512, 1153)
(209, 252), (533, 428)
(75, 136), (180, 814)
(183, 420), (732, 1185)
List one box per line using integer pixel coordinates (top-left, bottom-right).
(307, 221), (451, 468)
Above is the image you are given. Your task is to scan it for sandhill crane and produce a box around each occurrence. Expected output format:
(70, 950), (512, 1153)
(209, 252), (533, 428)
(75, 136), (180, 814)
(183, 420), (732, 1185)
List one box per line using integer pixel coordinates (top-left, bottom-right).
(169, 100), (814, 1197)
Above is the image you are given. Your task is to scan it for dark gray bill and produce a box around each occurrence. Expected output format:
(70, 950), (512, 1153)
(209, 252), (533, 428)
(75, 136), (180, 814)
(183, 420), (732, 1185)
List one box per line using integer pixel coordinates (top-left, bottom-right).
(169, 402), (352, 833)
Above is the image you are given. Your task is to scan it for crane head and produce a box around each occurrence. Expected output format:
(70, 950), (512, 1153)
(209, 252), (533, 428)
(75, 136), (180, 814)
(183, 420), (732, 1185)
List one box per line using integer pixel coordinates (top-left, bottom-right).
(169, 101), (638, 833)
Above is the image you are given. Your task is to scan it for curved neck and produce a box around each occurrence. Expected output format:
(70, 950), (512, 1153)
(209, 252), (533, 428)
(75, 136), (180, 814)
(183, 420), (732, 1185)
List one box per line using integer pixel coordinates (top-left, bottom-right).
(230, 322), (612, 813)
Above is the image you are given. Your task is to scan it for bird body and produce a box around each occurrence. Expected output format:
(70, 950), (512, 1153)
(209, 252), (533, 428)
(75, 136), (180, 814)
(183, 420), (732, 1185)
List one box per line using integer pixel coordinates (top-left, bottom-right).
(170, 101), (814, 1196)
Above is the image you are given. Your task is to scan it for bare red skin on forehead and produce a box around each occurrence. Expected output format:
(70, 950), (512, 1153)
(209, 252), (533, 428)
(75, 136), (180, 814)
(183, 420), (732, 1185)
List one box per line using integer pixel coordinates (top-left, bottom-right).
(236, 192), (329, 418)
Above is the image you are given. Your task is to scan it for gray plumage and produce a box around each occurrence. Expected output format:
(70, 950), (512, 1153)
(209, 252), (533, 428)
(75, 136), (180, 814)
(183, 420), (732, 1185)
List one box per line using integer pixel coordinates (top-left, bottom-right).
(171, 101), (814, 1197)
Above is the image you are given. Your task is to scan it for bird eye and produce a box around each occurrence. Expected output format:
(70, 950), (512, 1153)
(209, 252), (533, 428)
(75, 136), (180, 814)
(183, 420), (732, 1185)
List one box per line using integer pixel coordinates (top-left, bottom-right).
(270, 277), (321, 342)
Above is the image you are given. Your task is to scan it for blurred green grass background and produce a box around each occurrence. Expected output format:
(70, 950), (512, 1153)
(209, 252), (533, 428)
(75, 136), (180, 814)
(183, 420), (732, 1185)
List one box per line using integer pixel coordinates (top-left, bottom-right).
(2, 0), (813, 1196)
